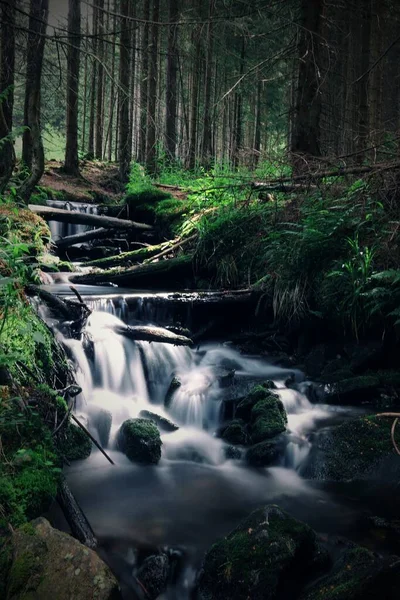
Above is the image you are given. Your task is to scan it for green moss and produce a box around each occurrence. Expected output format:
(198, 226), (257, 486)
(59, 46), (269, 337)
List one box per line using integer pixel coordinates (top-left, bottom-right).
(0, 534), (12, 598)
(220, 419), (249, 446)
(58, 423), (92, 462)
(199, 505), (320, 600)
(245, 440), (281, 467)
(250, 391), (287, 443)
(117, 418), (162, 464)
(7, 546), (43, 598)
(235, 382), (278, 422)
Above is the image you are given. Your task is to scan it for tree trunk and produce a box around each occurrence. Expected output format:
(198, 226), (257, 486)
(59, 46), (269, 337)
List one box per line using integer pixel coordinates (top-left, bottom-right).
(19, 0), (49, 203)
(356, 0), (372, 163)
(118, 0), (131, 182)
(0, 0), (16, 192)
(291, 0), (323, 169)
(146, 0), (160, 174)
(64, 0), (81, 175)
(165, 0), (179, 161)
(107, 0), (118, 162)
(139, 0), (150, 163)
(95, 0), (104, 159)
(201, 0), (215, 167)
(253, 79), (262, 168)
(128, 1), (137, 164)
(187, 11), (201, 171)
(88, 5), (98, 158)
(81, 18), (89, 154)
(29, 204), (153, 230)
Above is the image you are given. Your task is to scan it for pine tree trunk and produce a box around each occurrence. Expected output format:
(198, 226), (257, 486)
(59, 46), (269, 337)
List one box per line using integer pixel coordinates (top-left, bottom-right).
(88, 5), (98, 158)
(64, 0), (81, 175)
(107, 0), (118, 161)
(19, 0), (49, 203)
(95, 0), (104, 159)
(81, 17), (89, 154)
(356, 0), (372, 164)
(187, 10), (201, 171)
(118, 0), (131, 182)
(0, 0), (16, 192)
(139, 0), (150, 163)
(165, 0), (179, 161)
(291, 0), (323, 169)
(253, 79), (262, 168)
(145, 0), (160, 174)
(201, 0), (214, 167)
(128, 1), (137, 164)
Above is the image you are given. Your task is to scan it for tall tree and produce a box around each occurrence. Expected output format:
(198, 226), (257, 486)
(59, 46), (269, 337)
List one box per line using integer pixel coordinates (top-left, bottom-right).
(165, 0), (179, 161)
(139, 0), (150, 163)
(146, 0), (160, 174)
(0, 0), (16, 192)
(95, 0), (105, 159)
(88, 5), (98, 158)
(291, 0), (323, 167)
(64, 0), (81, 175)
(201, 0), (215, 166)
(118, 0), (131, 182)
(20, 0), (49, 202)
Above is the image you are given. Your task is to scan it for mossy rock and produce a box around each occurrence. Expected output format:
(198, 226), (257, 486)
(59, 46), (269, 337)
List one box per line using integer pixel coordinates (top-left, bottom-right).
(323, 375), (380, 404)
(235, 381), (278, 422)
(249, 388), (287, 444)
(164, 376), (182, 409)
(245, 439), (282, 467)
(198, 505), (324, 600)
(220, 419), (249, 446)
(117, 418), (162, 464)
(300, 545), (400, 600)
(303, 415), (400, 481)
(6, 518), (121, 600)
(58, 423), (92, 462)
(139, 410), (179, 433)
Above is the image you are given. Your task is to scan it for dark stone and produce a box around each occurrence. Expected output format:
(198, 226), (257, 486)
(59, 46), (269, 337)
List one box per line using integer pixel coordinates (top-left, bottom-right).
(323, 375), (380, 404)
(300, 544), (400, 600)
(235, 381), (278, 422)
(219, 419), (249, 446)
(302, 415), (400, 481)
(139, 410), (179, 432)
(249, 389), (287, 443)
(245, 439), (281, 467)
(198, 505), (325, 600)
(164, 376), (182, 409)
(136, 554), (169, 600)
(224, 446), (242, 460)
(117, 418), (162, 465)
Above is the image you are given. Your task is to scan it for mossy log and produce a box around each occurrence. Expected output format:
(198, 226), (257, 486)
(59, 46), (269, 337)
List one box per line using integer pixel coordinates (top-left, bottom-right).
(85, 240), (176, 269)
(113, 323), (193, 346)
(70, 254), (194, 288)
(29, 204), (152, 231)
(57, 477), (97, 549)
(55, 227), (113, 249)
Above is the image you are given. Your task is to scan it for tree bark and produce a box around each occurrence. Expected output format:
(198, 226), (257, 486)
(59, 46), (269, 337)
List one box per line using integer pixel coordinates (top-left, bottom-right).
(139, 0), (150, 163)
(0, 0), (16, 192)
(29, 205), (153, 230)
(64, 0), (81, 175)
(118, 0), (131, 182)
(88, 4), (98, 158)
(291, 0), (323, 169)
(95, 0), (104, 159)
(19, 0), (49, 203)
(55, 227), (114, 249)
(201, 0), (214, 167)
(113, 323), (193, 346)
(146, 0), (160, 174)
(165, 0), (179, 161)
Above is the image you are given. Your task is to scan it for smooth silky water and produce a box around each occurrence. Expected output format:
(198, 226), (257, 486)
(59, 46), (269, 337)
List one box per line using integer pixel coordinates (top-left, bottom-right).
(40, 289), (395, 599)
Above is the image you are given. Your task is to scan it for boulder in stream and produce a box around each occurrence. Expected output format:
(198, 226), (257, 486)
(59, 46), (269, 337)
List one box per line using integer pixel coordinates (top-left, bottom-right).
(5, 517), (121, 600)
(248, 387), (287, 443)
(219, 419), (249, 446)
(136, 553), (169, 600)
(198, 505), (325, 600)
(139, 410), (179, 432)
(117, 418), (162, 464)
(245, 439), (282, 467)
(235, 381), (278, 422)
(164, 376), (182, 409)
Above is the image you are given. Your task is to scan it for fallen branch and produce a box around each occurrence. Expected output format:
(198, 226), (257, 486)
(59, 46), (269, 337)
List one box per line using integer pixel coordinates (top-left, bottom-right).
(57, 476), (97, 548)
(29, 204), (153, 231)
(144, 234), (197, 264)
(25, 284), (85, 321)
(55, 227), (114, 249)
(85, 239), (179, 269)
(112, 323), (193, 346)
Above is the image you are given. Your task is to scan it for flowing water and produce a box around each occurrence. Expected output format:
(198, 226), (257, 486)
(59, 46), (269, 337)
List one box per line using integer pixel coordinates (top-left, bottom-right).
(46, 199), (99, 240)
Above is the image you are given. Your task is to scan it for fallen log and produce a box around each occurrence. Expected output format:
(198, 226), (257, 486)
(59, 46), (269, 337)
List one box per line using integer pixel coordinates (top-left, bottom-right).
(29, 204), (153, 231)
(112, 323), (193, 346)
(55, 227), (114, 248)
(144, 234), (197, 264)
(70, 254), (194, 288)
(57, 476), (97, 548)
(25, 284), (88, 321)
(85, 239), (178, 269)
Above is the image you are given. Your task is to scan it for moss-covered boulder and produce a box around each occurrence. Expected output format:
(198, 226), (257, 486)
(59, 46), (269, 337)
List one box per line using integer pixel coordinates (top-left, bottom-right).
(323, 375), (380, 404)
(300, 545), (400, 600)
(139, 410), (179, 432)
(303, 415), (400, 481)
(58, 423), (92, 462)
(5, 518), (120, 600)
(249, 388), (287, 444)
(235, 381), (277, 422)
(245, 439), (282, 467)
(117, 418), (162, 464)
(198, 505), (325, 600)
(220, 419), (249, 446)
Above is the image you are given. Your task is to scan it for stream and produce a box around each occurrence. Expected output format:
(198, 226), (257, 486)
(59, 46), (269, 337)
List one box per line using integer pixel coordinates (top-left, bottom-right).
(42, 201), (399, 599)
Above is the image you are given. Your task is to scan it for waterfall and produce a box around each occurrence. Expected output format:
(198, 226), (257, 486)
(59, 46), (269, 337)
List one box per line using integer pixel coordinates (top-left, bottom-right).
(46, 199), (99, 241)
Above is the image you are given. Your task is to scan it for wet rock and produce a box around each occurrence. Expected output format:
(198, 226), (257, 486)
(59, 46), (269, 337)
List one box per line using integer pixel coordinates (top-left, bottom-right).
(89, 406), (112, 447)
(249, 387), (287, 443)
(323, 375), (380, 404)
(136, 553), (169, 600)
(117, 418), (162, 465)
(212, 367), (235, 388)
(235, 381), (277, 422)
(198, 505), (325, 600)
(245, 439), (281, 467)
(164, 376), (182, 409)
(139, 410), (179, 432)
(219, 419), (249, 446)
(300, 544), (400, 600)
(302, 415), (400, 481)
(6, 518), (121, 600)
(224, 445), (243, 460)
(59, 423), (92, 461)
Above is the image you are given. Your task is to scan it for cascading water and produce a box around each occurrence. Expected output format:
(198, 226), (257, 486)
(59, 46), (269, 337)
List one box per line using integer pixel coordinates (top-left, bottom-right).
(46, 199), (98, 241)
